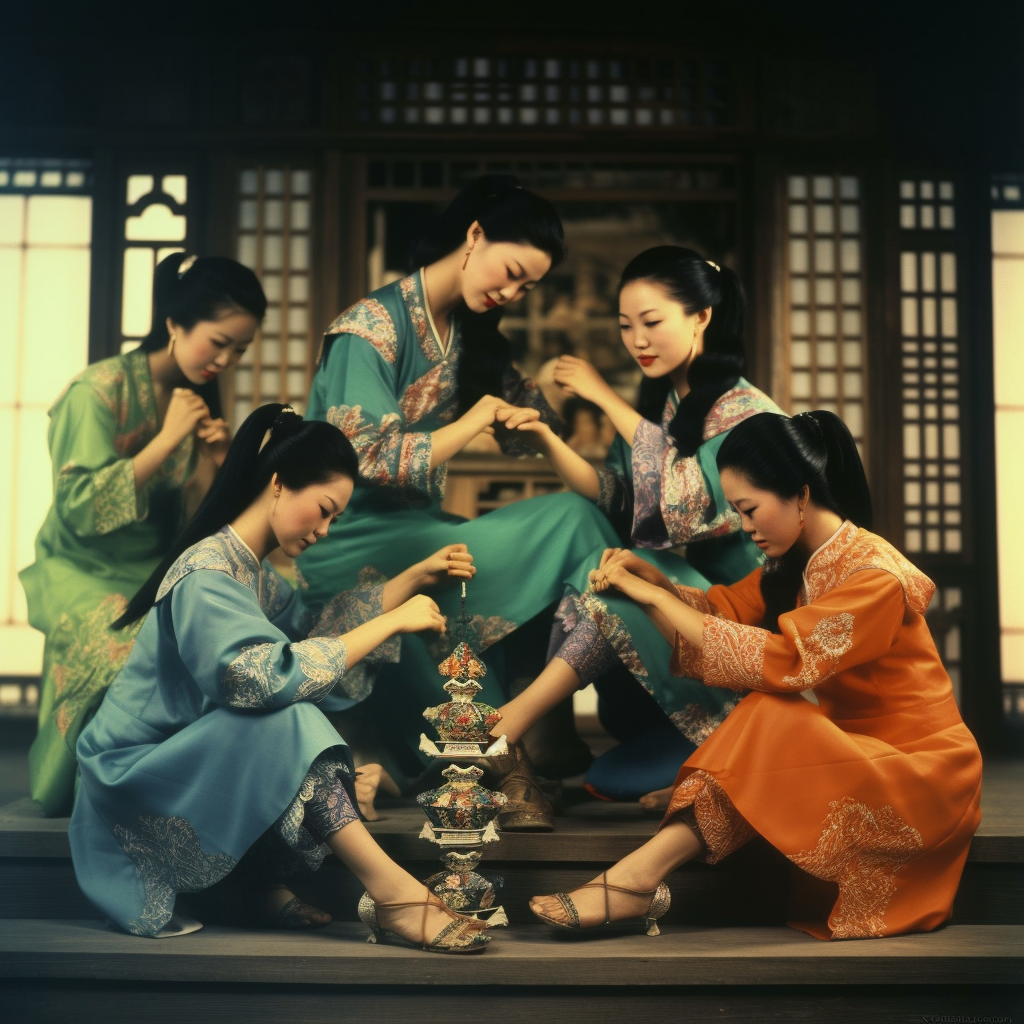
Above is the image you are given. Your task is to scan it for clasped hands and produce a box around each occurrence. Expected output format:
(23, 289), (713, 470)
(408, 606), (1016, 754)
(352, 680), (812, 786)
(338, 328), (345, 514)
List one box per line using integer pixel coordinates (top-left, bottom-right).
(588, 549), (677, 607)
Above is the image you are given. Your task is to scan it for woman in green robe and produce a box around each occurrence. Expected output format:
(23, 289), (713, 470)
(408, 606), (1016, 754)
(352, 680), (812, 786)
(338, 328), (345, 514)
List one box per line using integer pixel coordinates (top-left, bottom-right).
(299, 176), (621, 826)
(20, 253), (266, 815)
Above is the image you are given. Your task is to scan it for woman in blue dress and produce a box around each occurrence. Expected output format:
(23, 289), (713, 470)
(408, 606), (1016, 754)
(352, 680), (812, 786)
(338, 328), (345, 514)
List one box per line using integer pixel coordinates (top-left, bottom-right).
(298, 175), (621, 828)
(69, 403), (490, 953)
(495, 247), (783, 806)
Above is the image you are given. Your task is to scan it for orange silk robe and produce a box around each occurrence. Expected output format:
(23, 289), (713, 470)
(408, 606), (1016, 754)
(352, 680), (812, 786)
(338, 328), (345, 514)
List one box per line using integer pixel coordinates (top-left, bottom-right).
(665, 521), (982, 940)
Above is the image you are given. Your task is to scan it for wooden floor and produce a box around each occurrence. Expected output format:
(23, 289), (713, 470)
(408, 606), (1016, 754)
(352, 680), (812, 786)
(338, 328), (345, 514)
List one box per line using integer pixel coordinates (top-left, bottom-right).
(1, 759), (1022, 1023)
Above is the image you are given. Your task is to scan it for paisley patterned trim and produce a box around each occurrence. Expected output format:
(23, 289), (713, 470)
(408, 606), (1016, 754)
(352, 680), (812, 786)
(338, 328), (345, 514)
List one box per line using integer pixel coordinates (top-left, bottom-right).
(572, 591), (650, 683)
(400, 360), (456, 425)
(113, 814), (236, 936)
(325, 298), (398, 365)
(669, 697), (743, 746)
(401, 272), (450, 362)
(700, 615), (768, 690)
(701, 384), (784, 442)
(595, 468), (620, 516)
(781, 612), (855, 689)
(84, 459), (141, 534)
(791, 797), (924, 939)
(157, 527), (260, 603)
(667, 770), (756, 865)
(222, 636), (344, 707)
(803, 522), (936, 616)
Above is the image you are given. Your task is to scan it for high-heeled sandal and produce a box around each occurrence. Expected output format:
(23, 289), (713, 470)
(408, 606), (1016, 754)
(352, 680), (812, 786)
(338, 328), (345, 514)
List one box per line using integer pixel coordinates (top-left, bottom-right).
(530, 871), (671, 936)
(357, 891), (491, 954)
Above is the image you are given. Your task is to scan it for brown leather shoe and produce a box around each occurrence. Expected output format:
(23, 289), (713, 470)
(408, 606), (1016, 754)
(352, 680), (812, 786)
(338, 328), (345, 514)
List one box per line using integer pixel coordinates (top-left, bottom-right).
(483, 742), (555, 832)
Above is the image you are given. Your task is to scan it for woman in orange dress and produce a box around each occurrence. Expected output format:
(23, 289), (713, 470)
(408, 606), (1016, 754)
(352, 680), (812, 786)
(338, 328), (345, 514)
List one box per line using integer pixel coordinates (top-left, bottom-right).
(529, 410), (982, 941)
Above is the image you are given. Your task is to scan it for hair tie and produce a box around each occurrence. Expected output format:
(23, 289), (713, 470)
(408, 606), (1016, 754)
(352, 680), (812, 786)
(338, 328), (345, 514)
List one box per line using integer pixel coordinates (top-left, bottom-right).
(706, 259), (721, 272)
(177, 254), (198, 278)
(270, 405), (302, 435)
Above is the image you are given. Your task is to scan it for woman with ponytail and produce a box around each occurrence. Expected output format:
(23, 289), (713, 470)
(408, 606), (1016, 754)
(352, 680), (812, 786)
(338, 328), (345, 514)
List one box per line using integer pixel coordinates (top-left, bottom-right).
(22, 252), (266, 816)
(69, 404), (490, 952)
(300, 174), (621, 828)
(527, 410), (981, 943)
(498, 246), (782, 806)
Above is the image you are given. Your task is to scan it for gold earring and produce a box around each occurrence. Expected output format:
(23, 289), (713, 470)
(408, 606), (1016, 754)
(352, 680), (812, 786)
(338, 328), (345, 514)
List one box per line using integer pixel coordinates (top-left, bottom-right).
(799, 507), (805, 530)
(462, 247), (473, 271)
(168, 334), (176, 356)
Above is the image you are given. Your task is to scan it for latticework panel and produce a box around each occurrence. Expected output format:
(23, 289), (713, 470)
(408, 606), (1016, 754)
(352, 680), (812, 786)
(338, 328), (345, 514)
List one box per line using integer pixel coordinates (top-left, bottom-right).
(898, 178), (963, 557)
(783, 173), (868, 454)
(233, 166), (316, 426)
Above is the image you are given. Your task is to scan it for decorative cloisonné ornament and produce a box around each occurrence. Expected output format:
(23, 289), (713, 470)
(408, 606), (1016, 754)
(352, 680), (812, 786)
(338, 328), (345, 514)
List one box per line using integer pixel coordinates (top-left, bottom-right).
(423, 848), (508, 926)
(417, 764), (507, 842)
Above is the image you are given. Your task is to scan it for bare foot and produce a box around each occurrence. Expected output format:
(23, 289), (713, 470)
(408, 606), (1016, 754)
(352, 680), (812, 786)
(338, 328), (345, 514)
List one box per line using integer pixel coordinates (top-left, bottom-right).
(355, 763), (400, 821)
(638, 786), (674, 813)
(262, 885), (331, 929)
(529, 870), (661, 929)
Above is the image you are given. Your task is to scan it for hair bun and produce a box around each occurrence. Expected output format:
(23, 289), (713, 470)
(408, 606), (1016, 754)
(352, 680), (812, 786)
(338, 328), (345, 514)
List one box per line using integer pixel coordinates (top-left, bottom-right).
(270, 405), (303, 436)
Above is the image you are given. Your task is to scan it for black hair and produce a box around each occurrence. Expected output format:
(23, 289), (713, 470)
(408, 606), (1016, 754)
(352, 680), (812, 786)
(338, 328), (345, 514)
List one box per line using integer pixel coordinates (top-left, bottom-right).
(409, 175), (565, 415)
(408, 173), (566, 270)
(112, 403), (358, 629)
(141, 253), (268, 418)
(716, 410), (873, 632)
(622, 246), (746, 457)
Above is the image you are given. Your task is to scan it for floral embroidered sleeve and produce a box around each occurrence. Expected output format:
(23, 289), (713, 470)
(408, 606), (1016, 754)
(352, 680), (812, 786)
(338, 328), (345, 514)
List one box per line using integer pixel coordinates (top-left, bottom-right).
(678, 570), (905, 693)
(320, 334), (442, 502)
(631, 418), (738, 549)
(307, 575), (401, 702)
(170, 570), (348, 709)
(49, 383), (147, 537)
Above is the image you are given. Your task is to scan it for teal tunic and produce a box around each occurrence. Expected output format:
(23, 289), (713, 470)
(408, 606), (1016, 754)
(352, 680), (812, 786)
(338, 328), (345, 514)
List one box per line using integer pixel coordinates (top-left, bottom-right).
(20, 349), (203, 816)
(69, 526), (390, 937)
(562, 381), (784, 748)
(299, 271), (620, 768)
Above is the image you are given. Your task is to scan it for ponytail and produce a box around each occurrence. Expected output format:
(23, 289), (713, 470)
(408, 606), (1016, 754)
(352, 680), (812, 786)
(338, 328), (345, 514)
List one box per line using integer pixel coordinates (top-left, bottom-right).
(112, 404), (357, 629)
(140, 252), (268, 418)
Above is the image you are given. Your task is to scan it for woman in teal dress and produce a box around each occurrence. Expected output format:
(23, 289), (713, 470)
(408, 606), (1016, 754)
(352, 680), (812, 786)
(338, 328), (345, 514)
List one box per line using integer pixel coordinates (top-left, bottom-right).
(70, 404), (490, 952)
(494, 247), (783, 805)
(22, 253), (266, 816)
(299, 175), (621, 826)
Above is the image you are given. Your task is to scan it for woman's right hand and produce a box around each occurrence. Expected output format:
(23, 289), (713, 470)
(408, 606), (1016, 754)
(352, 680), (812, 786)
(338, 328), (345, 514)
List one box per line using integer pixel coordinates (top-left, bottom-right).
(391, 594), (447, 635)
(553, 355), (616, 407)
(597, 548), (676, 592)
(463, 395), (521, 436)
(160, 388), (212, 447)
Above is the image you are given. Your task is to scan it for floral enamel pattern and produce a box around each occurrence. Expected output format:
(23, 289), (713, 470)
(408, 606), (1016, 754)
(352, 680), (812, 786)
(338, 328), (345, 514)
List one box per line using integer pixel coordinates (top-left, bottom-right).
(781, 613), (855, 689)
(113, 814), (237, 936)
(325, 298), (398, 364)
(791, 797), (924, 938)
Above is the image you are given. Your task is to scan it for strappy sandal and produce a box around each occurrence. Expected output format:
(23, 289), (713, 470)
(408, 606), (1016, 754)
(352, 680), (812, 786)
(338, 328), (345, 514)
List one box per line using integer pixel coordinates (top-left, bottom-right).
(530, 870), (671, 936)
(357, 891), (491, 954)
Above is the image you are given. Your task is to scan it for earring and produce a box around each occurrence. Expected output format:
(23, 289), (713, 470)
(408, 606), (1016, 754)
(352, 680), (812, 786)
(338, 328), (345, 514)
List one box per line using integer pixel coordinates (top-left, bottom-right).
(168, 334), (176, 357)
(799, 507), (805, 530)
(462, 247), (473, 271)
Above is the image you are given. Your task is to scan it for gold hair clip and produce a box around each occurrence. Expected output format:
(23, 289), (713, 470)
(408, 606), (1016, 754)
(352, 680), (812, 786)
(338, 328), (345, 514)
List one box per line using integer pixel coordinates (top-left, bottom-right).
(706, 260), (721, 272)
(178, 254), (198, 278)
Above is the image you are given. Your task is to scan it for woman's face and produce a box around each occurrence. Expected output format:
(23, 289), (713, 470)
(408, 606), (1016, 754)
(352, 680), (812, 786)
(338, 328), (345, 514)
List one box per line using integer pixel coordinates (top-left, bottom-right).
(168, 309), (258, 386)
(618, 279), (708, 389)
(720, 468), (805, 560)
(460, 224), (553, 313)
(269, 472), (355, 559)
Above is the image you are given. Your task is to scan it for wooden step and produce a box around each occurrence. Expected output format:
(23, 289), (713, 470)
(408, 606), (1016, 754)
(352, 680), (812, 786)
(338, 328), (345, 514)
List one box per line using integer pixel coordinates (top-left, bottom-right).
(1, 919), (1021, 1024)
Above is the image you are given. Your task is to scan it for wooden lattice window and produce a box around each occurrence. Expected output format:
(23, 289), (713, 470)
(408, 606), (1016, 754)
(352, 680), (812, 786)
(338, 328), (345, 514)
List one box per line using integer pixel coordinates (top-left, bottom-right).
(120, 174), (189, 351)
(898, 178), (963, 557)
(350, 54), (737, 131)
(232, 166), (316, 426)
(782, 173), (868, 454)
(0, 158), (93, 685)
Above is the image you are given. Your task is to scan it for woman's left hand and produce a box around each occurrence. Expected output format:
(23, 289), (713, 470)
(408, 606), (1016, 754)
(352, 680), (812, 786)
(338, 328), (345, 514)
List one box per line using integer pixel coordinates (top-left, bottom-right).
(590, 560), (662, 606)
(417, 543), (476, 586)
(196, 417), (232, 466)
